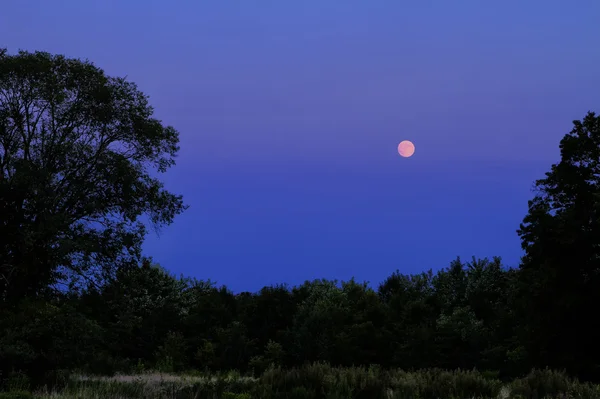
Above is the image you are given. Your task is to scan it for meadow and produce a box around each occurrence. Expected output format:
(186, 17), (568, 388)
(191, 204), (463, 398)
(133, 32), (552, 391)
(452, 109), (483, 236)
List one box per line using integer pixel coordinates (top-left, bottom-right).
(3, 365), (600, 399)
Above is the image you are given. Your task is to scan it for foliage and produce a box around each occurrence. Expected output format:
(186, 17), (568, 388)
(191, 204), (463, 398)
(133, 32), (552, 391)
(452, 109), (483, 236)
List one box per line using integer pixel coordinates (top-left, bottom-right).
(1, 48), (600, 393)
(0, 392), (34, 399)
(3, 371), (29, 392)
(516, 111), (600, 379)
(0, 49), (186, 305)
(12, 367), (600, 399)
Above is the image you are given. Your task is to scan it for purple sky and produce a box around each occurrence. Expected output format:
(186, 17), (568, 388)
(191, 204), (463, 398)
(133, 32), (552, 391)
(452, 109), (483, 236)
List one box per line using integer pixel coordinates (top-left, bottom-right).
(2, 1), (600, 292)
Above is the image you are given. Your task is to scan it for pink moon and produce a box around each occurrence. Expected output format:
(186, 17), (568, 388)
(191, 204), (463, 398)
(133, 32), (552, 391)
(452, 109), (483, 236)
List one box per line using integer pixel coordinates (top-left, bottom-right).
(398, 140), (415, 158)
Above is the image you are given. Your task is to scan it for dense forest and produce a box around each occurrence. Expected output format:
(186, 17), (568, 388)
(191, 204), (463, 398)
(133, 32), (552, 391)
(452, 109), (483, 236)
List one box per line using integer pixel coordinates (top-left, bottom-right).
(1, 49), (600, 394)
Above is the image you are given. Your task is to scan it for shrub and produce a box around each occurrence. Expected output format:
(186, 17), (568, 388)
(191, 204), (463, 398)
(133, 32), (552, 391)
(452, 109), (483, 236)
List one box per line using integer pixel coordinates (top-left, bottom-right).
(250, 341), (285, 376)
(82, 352), (129, 376)
(288, 386), (315, 399)
(567, 381), (600, 399)
(133, 359), (146, 374)
(0, 392), (34, 399)
(4, 371), (30, 392)
(222, 393), (251, 399)
(510, 369), (571, 398)
(41, 369), (70, 390)
(156, 356), (174, 373)
(194, 340), (216, 371)
(155, 332), (187, 372)
(388, 368), (501, 399)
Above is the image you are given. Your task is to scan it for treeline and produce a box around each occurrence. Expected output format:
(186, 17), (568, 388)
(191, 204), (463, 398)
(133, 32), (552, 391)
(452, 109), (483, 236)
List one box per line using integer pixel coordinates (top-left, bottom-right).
(0, 255), (592, 384)
(3, 256), (521, 378)
(1, 49), (600, 388)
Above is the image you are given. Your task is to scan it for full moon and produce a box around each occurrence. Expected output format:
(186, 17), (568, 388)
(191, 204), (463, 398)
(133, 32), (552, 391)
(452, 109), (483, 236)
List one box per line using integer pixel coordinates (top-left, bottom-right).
(398, 140), (415, 158)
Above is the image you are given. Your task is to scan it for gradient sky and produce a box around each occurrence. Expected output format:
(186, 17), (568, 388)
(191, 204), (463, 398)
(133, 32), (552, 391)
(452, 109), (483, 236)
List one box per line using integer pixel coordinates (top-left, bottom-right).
(2, 1), (600, 292)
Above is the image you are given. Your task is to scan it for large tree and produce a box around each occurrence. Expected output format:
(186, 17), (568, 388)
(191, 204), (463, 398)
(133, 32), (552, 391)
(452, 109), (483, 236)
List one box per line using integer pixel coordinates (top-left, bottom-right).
(516, 111), (600, 379)
(0, 49), (186, 303)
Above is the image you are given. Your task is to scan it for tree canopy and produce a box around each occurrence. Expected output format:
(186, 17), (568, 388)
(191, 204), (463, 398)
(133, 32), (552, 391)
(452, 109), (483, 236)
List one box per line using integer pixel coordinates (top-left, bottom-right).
(517, 111), (600, 379)
(0, 49), (186, 304)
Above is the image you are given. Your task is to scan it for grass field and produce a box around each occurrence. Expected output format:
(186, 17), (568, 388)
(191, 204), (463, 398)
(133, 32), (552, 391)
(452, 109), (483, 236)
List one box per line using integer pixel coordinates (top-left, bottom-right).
(2, 365), (600, 399)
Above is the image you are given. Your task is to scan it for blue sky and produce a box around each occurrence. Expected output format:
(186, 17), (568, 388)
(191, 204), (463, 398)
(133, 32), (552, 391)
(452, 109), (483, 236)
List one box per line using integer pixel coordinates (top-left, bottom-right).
(2, 0), (600, 291)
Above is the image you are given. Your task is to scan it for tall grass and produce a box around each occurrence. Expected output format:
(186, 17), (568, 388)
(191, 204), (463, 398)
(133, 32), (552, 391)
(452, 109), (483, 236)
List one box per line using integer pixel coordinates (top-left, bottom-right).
(3, 366), (600, 399)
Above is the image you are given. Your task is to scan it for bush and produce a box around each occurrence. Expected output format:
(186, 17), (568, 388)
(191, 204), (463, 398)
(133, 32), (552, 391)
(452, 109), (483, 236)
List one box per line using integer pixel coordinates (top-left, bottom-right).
(194, 340), (216, 371)
(0, 392), (34, 399)
(388, 368), (501, 399)
(133, 359), (146, 374)
(222, 393), (251, 399)
(155, 332), (187, 373)
(249, 341), (285, 376)
(257, 363), (387, 399)
(567, 381), (600, 399)
(287, 386), (315, 399)
(4, 366), (599, 399)
(510, 369), (571, 398)
(155, 356), (174, 373)
(4, 371), (30, 392)
(41, 369), (70, 390)
(252, 364), (507, 399)
(82, 352), (130, 376)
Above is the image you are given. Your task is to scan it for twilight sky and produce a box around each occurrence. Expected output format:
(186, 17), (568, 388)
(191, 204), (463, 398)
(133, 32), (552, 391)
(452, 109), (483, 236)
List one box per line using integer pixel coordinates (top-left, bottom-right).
(2, 1), (600, 292)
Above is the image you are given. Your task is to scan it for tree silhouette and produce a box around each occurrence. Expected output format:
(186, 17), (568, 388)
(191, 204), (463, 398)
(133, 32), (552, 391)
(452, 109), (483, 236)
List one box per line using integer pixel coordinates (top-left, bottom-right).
(517, 111), (600, 379)
(0, 49), (187, 304)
